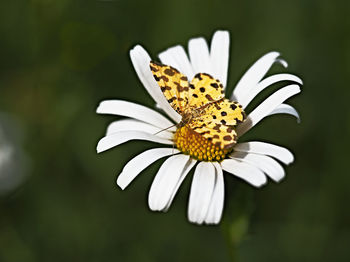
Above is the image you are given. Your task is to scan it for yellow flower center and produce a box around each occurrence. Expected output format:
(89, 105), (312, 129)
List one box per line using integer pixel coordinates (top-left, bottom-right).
(174, 125), (233, 162)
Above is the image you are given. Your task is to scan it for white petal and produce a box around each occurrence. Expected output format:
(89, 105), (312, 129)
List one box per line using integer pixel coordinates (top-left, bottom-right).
(237, 84), (301, 137)
(234, 141), (294, 165)
(164, 158), (197, 211)
(188, 37), (212, 76)
(276, 58), (288, 68)
(210, 30), (230, 88)
(117, 148), (180, 190)
(204, 162), (224, 224)
(268, 103), (300, 123)
(231, 51), (281, 101)
(129, 45), (181, 123)
(96, 131), (172, 153)
(148, 154), (191, 211)
(158, 45), (195, 80)
(240, 73), (303, 108)
(188, 162), (216, 224)
(230, 151), (285, 182)
(106, 119), (174, 140)
(221, 159), (267, 187)
(97, 100), (174, 129)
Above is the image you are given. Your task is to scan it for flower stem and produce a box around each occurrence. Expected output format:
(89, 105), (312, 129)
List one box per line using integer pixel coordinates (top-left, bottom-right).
(221, 184), (254, 262)
(221, 221), (239, 261)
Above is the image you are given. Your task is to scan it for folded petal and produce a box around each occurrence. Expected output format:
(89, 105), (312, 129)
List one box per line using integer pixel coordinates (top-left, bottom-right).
(231, 51), (281, 101)
(230, 151), (285, 182)
(237, 84), (301, 137)
(188, 162), (216, 224)
(188, 37), (212, 76)
(148, 154), (191, 211)
(97, 131), (172, 153)
(221, 159), (267, 187)
(276, 58), (288, 68)
(239, 73), (303, 108)
(268, 103), (300, 123)
(204, 162), (225, 224)
(117, 148), (180, 190)
(129, 45), (181, 123)
(234, 141), (294, 165)
(210, 30), (230, 88)
(97, 100), (174, 129)
(106, 119), (174, 140)
(158, 45), (195, 80)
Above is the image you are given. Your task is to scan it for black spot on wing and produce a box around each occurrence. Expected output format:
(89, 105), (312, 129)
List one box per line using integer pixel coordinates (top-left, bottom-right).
(194, 73), (203, 80)
(164, 68), (175, 76)
(161, 86), (171, 92)
(180, 76), (187, 81)
(150, 65), (158, 72)
(210, 83), (218, 88)
(202, 73), (212, 77)
(205, 94), (214, 101)
(223, 135), (232, 141)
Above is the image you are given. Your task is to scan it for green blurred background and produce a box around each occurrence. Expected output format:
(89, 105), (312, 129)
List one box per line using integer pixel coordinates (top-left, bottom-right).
(0, 0), (349, 261)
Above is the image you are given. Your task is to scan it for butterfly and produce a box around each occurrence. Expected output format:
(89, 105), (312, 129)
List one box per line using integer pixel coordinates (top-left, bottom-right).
(150, 61), (246, 150)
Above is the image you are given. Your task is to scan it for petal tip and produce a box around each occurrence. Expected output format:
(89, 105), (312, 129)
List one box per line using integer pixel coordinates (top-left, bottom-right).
(276, 58), (288, 68)
(116, 175), (127, 190)
(96, 105), (103, 114)
(286, 154), (295, 165)
(213, 29), (229, 36)
(268, 51), (281, 57)
(256, 180), (268, 188)
(275, 176), (285, 183)
(96, 100), (107, 114)
(96, 143), (103, 153)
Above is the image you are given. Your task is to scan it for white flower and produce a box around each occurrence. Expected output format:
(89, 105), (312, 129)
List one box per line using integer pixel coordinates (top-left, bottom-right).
(96, 30), (302, 225)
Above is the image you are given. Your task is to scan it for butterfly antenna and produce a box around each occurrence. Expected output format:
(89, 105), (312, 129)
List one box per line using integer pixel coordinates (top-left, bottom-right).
(153, 124), (176, 135)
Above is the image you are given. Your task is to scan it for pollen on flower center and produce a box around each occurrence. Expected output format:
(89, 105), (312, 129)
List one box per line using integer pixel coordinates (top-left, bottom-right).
(174, 125), (233, 162)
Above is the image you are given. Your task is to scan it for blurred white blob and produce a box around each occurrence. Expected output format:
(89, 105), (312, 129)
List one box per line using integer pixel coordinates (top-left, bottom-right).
(0, 113), (28, 195)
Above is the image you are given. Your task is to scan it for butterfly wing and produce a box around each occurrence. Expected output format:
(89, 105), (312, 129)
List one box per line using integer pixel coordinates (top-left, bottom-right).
(198, 99), (246, 126)
(188, 73), (225, 109)
(188, 98), (245, 150)
(188, 121), (237, 150)
(150, 61), (189, 114)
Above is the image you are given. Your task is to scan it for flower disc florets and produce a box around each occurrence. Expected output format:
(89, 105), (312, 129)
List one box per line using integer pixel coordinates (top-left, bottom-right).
(174, 125), (233, 162)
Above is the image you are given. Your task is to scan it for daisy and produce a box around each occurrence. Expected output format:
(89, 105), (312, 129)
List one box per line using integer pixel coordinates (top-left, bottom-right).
(96, 30), (302, 225)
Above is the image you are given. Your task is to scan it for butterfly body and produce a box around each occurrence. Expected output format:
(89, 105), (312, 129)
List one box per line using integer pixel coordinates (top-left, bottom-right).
(150, 61), (245, 156)
(178, 105), (206, 127)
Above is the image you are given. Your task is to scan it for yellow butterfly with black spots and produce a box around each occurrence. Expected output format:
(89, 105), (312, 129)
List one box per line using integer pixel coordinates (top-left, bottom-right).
(150, 61), (246, 150)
